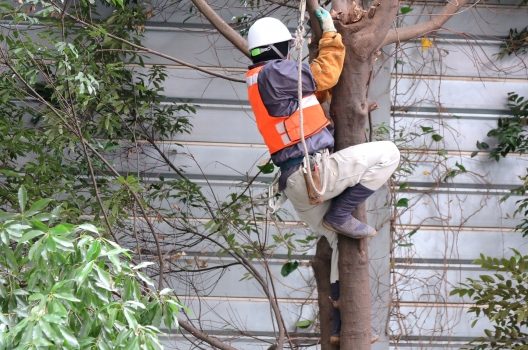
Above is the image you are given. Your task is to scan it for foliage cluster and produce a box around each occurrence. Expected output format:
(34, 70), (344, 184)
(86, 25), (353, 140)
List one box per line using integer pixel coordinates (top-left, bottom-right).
(0, 187), (181, 349)
(0, 0), (196, 348)
(497, 26), (528, 59)
(451, 250), (528, 349)
(0, 0), (194, 224)
(455, 92), (528, 349)
(0, 1), (312, 347)
(473, 92), (528, 237)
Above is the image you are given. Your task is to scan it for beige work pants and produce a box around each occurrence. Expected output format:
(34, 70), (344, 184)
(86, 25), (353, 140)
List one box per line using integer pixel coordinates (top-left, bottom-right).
(283, 141), (400, 283)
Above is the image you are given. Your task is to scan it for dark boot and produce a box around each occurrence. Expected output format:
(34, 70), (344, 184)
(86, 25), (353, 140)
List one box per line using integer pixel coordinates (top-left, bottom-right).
(330, 281), (341, 338)
(323, 183), (377, 239)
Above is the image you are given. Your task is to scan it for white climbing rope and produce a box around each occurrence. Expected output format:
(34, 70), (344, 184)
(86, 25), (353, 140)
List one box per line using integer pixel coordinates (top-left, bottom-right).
(293, 0), (328, 197)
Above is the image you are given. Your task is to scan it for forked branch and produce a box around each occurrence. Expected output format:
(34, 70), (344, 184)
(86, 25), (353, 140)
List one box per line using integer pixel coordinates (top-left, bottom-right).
(191, 0), (250, 57)
(382, 0), (471, 46)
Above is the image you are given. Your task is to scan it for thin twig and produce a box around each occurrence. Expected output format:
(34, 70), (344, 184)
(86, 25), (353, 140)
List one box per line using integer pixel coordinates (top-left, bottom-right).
(54, 5), (245, 83)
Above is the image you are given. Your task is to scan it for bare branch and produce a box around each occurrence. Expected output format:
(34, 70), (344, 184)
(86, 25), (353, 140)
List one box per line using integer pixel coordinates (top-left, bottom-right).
(58, 7), (245, 83)
(179, 320), (239, 350)
(382, 0), (472, 46)
(190, 0), (250, 57)
(307, 0), (322, 44)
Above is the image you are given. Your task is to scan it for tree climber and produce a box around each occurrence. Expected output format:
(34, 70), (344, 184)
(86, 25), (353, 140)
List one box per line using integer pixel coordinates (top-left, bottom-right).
(245, 9), (400, 342)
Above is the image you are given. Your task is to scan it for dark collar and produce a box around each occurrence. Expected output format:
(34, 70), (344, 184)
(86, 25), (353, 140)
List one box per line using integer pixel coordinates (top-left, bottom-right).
(248, 59), (282, 70)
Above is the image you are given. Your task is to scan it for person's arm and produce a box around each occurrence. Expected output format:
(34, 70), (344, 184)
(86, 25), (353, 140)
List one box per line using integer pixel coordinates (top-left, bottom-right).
(310, 8), (345, 101)
(258, 60), (316, 117)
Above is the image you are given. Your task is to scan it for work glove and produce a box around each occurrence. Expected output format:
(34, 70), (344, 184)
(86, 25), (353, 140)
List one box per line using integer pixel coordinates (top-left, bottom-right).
(314, 7), (336, 33)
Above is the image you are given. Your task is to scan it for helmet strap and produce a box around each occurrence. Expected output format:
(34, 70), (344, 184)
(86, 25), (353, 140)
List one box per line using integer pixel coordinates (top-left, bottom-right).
(269, 44), (286, 59)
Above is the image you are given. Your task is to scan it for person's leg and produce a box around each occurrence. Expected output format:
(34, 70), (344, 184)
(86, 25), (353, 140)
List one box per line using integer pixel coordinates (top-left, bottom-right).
(283, 142), (399, 346)
(323, 183), (376, 238)
(322, 141), (400, 237)
(330, 280), (341, 338)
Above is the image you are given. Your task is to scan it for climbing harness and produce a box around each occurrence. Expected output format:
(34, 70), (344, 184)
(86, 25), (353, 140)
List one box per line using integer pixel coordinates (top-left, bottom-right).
(266, 1), (331, 211)
(293, 0), (329, 204)
(267, 172), (286, 213)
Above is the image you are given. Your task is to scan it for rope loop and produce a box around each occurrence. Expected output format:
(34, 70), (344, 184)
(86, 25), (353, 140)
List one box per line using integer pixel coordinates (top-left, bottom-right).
(294, 0), (328, 197)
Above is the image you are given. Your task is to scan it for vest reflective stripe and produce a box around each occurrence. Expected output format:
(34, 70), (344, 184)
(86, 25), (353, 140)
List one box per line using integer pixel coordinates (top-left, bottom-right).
(246, 66), (329, 154)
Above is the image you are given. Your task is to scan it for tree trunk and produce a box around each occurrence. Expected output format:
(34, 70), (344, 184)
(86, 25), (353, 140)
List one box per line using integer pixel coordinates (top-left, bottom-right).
(311, 237), (339, 350)
(331, 47), (374, 349)
(326, 0), (399, 348)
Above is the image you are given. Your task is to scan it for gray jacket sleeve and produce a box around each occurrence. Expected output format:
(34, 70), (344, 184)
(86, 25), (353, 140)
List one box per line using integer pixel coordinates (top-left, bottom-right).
(258, 60), (316, 117)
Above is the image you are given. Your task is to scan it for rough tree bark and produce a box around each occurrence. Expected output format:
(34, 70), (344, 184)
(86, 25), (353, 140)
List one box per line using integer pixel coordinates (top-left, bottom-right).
(311, 238), (334, 349)
(188, 0), (474, 348)
(327, 0), (399, 348)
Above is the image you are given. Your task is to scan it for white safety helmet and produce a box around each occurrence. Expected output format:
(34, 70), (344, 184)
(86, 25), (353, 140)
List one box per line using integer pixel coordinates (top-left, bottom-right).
(247, 17), (293, 53)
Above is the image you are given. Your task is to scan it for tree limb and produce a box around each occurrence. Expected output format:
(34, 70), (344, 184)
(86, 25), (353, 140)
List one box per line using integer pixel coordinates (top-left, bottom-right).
(179, 320), (239, 350)
(190, 0), (250, 57)
(381, 0), (471, 46)
(59, 8), (245, 83)
(307, 0), (322, 44)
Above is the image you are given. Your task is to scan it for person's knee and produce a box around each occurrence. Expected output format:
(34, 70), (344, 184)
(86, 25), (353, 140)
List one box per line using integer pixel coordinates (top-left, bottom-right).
(379, 140), (400, 166)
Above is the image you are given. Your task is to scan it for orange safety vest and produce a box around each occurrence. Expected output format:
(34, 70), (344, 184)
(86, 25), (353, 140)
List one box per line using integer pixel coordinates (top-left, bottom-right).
(246, 65), (330, 154)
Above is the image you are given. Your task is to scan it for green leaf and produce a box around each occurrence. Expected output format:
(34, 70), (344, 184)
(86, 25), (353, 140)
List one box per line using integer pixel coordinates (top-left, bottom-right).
(136, 272), (154, 287)
(455, 162), (466, 172)
(400, 5), (413, 14)
(26, 198), (52, 217)
(58, 326), (80, 349)
(133, 261), (155, 270)
(87, 240), (102, 261)
(77, 223), (99, 234)
(55, 292), (81, 303)
(407, 228), (419, 237)
(281, 261), (299, 277)
(123, 307), (138, 329)
(257, 162), (275, 174)
(52, 235), (74, 249)
(476, 141), (489, 150)
(94, 265), (114, 291)
(295, 319), (313, 329)
(398, 182), (409, 190)
(480, 274), (494, 283)
(19, 229), (45, 243)
(42, 314), (64, 324)
(18, 186), (27, 212)
(431, 134), (443, 142)
(39, 320), (61, 343)
(396, 198), (409, 208)
(420, 125), (433, 133)
(75, 261), (94, 285)
(104, 247), (128, 257)
(50, 224), (74, 235)
(0, 211), (15, 222)
(159, 288), (173, 296)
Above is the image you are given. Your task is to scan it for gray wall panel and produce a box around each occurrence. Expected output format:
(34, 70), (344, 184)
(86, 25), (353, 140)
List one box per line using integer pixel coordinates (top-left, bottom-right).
(402, 153), (528, 186)
(142, 28), (248, 68)
(396, 38), (528, 79)
(394, 228), (526, 260)
(389, 304), (491, 338)
(396, 191), (521, 228)
(180, 104), (260, 143)
(394, 112), (502, 151)
(393, 77), (528, 110)
(398, 4), (528, 36)
(179, 297), (317, 332)
(132, 2), (528, 348)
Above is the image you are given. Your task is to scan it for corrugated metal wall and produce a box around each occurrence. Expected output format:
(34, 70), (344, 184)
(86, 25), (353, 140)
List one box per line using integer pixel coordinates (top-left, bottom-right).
(135, 1), (528, 349)
(389, 3), (528, 349)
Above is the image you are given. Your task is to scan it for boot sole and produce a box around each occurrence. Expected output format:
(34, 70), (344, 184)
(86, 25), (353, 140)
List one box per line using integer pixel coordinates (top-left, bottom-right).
(322, 220), (378, 239)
